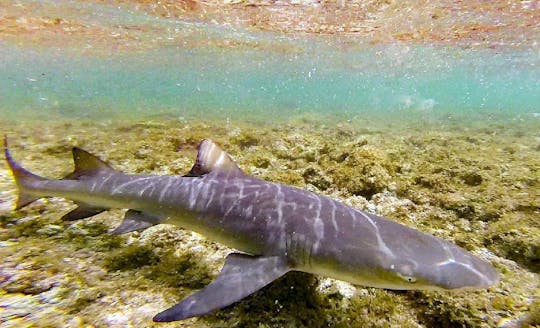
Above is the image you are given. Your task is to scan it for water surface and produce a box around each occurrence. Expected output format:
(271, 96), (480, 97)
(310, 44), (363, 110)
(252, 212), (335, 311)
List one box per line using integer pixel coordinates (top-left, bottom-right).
(1, 0), (539, 121)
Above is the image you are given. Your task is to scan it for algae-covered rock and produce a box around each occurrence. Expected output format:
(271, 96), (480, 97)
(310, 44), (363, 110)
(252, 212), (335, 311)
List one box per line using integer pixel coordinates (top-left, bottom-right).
(524, 298), (540, 326)
(1, 117), (539, 328)
(330, 146), (393, 198)
(230, 130), (260, 149)
(435, 192), (477, 218)
(66, 288), (103, 314)
(412, 289), (500, 327)
(63, 221), (123, 251)
(460, 171), (484, 186)
(104, 244), (159, 271)
(303, 166), (332, 191)
(414, 173), (455, 192)
(206, 272), (329, 327)
(269, 169), (305, 186)
(143, 250), (212, 289)
(486, 221), (540, 273)
(250, 153), (272, 169)
(14, 218), (45, 237)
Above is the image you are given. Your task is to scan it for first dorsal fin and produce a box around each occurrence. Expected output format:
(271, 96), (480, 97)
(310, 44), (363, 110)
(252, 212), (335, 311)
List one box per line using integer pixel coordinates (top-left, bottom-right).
(186, 140), (243, 177)
(64, 147), (114, 180)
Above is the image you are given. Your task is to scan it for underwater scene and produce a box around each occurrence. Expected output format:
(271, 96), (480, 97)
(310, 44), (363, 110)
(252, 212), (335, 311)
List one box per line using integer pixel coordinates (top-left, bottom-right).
(0, 0), (539, 327)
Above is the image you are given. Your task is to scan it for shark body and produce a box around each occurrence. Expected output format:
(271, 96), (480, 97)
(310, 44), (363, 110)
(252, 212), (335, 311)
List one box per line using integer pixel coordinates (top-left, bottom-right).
(4, 138), (499, 322)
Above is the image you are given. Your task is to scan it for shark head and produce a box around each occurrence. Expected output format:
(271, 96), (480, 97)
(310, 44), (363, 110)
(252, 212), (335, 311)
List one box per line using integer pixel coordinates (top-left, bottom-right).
(372, 243), (500, 291)
(323, 211), (500, 292)
(359, 218), (500, 291)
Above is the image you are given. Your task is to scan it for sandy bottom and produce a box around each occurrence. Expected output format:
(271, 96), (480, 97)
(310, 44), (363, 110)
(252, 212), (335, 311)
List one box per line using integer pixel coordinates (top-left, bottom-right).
(0, 114), (538, 327)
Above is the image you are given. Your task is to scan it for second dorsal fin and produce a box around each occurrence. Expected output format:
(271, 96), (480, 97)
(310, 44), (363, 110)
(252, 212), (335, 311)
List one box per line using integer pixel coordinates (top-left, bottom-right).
(186, 139), (243, 177)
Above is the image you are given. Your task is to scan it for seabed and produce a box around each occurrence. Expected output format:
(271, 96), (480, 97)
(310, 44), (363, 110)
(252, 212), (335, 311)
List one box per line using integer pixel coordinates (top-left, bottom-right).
(0, 115), (538, 327)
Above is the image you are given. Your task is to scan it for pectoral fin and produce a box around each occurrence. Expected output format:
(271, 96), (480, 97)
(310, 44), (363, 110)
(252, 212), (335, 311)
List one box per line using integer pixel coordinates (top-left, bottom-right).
(111, 209), (163, 234)
(153, 253), (290, 322)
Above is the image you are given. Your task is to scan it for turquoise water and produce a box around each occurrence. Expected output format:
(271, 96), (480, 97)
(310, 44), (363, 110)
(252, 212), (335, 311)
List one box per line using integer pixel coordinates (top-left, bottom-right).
(1, 1), (539, 121)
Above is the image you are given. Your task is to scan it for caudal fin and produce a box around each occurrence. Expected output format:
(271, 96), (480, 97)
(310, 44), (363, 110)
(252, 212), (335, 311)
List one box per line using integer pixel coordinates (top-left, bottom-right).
(3, 136), (47, 210)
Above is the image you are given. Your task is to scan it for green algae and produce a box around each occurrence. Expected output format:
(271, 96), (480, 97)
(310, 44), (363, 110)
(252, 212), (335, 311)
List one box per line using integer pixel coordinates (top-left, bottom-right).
(63, 221), (123, 251)
(206, 275), (420, 328)
(104, 241), (213, 289)
(65, 288), (103, 314)
(525, 299), (540, 326)
(270, 169), (305, 187)
(14, 219), (45, 237)
(206, 272), (329, 327)
(412, 291), (497, 327)
(104, 244), (159, 271)
(248, 153), (272, 169)
(486, 213), (540, 273)
(337, 290), (418, 328)
(302, 166), (331, 191)
(230, 130), (261, 149)
(327, 146), (394, 198)
(142, 250), (212, 289)
(460, 171), (484, 186)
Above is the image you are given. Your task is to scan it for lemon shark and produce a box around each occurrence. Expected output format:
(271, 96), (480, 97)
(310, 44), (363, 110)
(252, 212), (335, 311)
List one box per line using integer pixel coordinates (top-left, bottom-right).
(3, 137), (499, 322)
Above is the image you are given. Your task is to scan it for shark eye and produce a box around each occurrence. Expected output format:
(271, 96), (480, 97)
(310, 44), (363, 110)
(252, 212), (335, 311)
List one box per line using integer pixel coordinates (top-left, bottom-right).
(406, 276), (417, 283)
(396, 272), (417, 283)
(391, 261), (418, 283)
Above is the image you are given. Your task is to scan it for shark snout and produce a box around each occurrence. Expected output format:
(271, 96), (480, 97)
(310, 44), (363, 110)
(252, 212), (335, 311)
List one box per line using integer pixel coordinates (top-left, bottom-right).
(433, 256), (499, 290)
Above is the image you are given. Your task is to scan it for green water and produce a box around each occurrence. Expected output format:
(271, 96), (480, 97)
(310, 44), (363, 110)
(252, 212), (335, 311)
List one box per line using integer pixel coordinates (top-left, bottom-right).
(1, 7), (539, 121)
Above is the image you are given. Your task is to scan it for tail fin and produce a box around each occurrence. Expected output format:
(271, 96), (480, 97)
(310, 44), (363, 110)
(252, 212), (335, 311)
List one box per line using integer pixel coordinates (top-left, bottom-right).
(4, 136), (47, 210)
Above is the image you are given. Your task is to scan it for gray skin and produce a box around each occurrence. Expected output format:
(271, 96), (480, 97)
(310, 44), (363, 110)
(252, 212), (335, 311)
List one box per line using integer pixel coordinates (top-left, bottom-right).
(4, 138), (499, 322)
